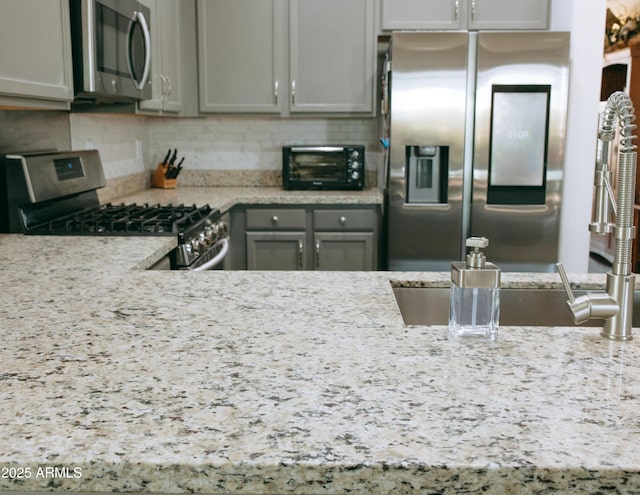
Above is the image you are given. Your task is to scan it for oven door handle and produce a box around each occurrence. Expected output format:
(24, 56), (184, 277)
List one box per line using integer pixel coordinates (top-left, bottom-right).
(192, 237), (229, 271)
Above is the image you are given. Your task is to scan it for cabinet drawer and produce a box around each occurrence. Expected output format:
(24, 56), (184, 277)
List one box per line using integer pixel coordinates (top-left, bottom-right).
(246, 208), (306, 230)
(313, 209), (376, 231)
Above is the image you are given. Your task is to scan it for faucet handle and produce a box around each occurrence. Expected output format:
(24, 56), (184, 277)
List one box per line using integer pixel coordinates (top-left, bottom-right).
(555, 263), (575, 303)
(556, 263), (594, 324)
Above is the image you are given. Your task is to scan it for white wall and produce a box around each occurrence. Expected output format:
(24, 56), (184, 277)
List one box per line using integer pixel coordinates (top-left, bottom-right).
(553, 0), (608, 273)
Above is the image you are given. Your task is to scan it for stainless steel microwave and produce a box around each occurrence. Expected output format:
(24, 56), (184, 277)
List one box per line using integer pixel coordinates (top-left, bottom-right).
(70, 0), (152, 103)
(282, 146), (365, 190)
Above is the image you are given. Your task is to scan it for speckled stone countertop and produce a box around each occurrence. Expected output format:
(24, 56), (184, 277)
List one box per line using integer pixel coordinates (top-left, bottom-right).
(1, 191), (639, 493)
(112, 186), (383, 214)
(0, 235), (176, 272)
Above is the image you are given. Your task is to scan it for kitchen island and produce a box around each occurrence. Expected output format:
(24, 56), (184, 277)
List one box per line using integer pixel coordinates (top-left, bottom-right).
(0, 231), (639, 494)
(0, 180), (638, 494)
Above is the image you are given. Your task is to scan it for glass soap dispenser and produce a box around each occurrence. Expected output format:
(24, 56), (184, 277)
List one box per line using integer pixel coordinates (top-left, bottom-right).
(449, 237), (501, 340)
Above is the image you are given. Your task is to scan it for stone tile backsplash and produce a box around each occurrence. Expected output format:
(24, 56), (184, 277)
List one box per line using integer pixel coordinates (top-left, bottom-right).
(67, 113), (380, 188)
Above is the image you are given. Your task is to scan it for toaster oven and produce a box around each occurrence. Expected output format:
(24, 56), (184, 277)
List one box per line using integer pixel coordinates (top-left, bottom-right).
(282, 146), (365, 190)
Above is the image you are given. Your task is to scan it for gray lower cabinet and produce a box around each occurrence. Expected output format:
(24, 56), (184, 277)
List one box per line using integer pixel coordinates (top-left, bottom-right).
(241, 206), (379, 271)
(314, 232), (375, 271)
(246, 232), (305, 270)
(0, 0), (74, 109)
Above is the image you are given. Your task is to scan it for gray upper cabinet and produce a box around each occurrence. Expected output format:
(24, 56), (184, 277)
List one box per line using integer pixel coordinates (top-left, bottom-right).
(197, 0), (375, 115)
(289, 0), (375, 113)
(381, 0), (549, 31)
(139, 0), (197, 115)
(0, 0), (73, 109)
(198, 0), (282, 113)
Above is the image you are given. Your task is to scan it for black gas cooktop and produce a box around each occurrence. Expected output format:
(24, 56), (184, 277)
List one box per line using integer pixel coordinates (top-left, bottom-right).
(27, 203), (214, 236)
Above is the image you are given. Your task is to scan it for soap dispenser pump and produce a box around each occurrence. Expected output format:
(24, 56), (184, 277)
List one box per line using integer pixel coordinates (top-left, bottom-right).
(449, 237), (501, 340)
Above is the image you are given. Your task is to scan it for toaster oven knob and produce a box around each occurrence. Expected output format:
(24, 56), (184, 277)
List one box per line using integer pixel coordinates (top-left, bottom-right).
(351, 161), (360, 170)
(351, 171), (360, 180)
(351, 150), (359, 159)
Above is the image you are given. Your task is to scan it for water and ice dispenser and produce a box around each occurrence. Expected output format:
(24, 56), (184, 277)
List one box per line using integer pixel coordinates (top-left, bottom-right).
(405, 145), (448, 204)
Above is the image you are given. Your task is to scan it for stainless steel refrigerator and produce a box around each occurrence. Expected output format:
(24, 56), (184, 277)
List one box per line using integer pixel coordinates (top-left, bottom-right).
(383, 31), (570, 271)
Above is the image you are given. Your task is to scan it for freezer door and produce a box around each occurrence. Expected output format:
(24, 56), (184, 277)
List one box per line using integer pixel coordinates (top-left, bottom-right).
(386, 32), (468, 271)
(472, 31), (570, 272)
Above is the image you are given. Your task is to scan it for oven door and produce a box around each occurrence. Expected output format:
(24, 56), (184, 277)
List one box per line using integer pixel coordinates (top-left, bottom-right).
(72, 0), (151, 101)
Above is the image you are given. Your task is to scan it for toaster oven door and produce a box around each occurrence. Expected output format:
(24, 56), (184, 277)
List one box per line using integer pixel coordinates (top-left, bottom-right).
(288, 147), (346, 185)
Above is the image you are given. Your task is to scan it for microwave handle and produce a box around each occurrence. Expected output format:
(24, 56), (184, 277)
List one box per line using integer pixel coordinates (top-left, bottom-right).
(133, 10), (152, 91)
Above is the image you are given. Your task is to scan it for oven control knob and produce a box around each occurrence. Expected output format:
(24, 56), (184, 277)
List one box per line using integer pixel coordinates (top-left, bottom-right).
(351, 150), (359, 159)
(351, 171), (360, 180)
(203, 232), (213, 248)
(351, 161), (360, 170)
(205, 226), (216, 243)
(191, 238), (203, 255)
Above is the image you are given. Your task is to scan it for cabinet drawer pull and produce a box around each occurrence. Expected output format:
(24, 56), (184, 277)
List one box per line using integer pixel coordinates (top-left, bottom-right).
(454, 0), (459, 21)
(271, 215), (279, 224)
(471, 0), (476, 21)
(274, 80), (279, 105)
(339, 216), (347, 226)
(291, 80), (296, 105)
(298, 240), (304, 269)
(315, 240), (320, 268)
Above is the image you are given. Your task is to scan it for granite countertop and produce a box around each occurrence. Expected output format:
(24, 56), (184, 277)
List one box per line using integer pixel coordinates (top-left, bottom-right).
(112, 186), (384, 213)
(0, 235), (176, 272)
(1, 188), (639, 494)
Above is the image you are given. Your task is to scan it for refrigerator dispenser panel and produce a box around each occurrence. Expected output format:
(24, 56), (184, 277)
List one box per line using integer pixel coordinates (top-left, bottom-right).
(406, 145), (449, 204)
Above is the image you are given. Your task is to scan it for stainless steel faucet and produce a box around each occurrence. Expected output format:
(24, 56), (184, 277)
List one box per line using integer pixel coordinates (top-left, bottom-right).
(557, 91), (637, 341)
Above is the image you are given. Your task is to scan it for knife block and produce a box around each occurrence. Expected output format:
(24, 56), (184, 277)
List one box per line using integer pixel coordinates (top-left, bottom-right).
(151, 163), (177, 189)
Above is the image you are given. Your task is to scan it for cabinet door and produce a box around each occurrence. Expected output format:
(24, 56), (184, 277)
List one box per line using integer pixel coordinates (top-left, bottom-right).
(0, 0), (73, 107)
(198, 0), (282, 113)
(246, 232), (306, 270)
(289, 0), (375, 113)
(381, 0), (463, 30)
(314, 232), (375, 271)
(468, 0), (549, 30)
(159, 2), (183, 112)
(139, 0), (184, 113)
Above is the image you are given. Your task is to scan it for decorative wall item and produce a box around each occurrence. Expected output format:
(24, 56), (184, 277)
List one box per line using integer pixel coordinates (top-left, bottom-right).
(605, 1), (640, 50)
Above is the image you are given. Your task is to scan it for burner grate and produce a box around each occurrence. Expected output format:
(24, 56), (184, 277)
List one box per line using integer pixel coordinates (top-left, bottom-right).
(30, 203), (213, 235)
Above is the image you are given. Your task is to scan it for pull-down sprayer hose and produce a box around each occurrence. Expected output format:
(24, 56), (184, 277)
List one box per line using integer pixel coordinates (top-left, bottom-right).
(598, 91), (637, 276)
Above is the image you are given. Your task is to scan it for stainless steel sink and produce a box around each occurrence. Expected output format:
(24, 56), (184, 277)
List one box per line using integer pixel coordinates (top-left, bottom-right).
(392, 286), (640, 327)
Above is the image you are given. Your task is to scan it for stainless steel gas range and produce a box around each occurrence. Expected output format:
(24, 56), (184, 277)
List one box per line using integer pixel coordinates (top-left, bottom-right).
(0, 150), (228, 270)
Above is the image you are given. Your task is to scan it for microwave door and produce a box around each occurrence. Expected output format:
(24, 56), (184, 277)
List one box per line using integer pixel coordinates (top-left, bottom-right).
(92, 0), (151, 99)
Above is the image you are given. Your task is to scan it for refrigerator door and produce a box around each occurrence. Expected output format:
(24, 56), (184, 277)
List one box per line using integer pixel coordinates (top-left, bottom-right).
(472, 32), (570, 272)
(386, 32), (468, 271)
